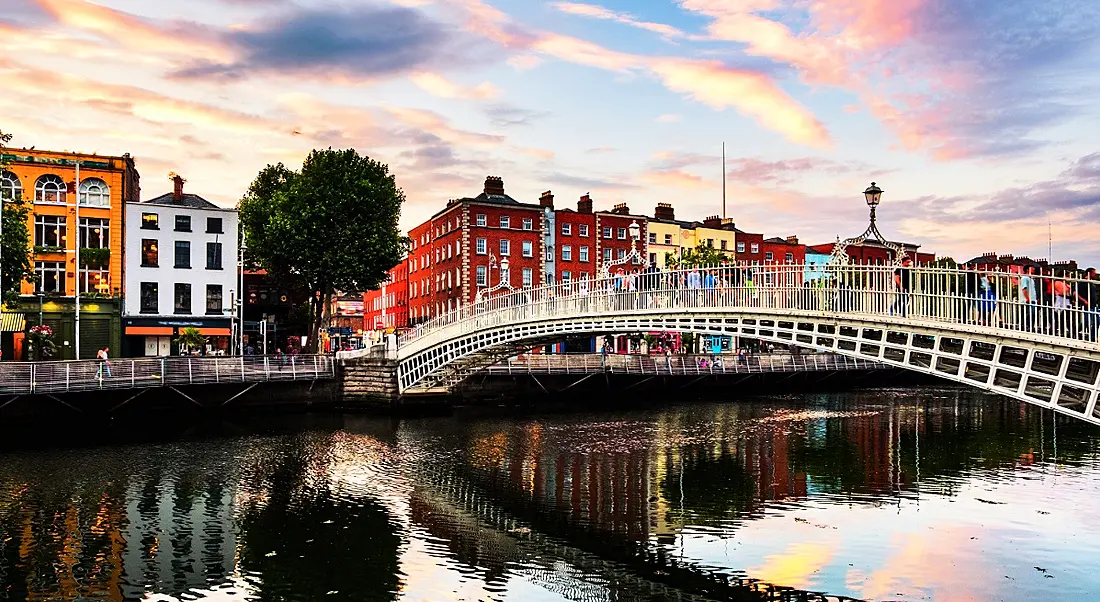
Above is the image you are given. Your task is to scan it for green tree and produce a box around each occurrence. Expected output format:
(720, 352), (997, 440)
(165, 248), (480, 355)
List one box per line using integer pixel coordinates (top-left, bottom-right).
(0, 129), (34, 308)
(664, 244), (730, 269)
(239, 149), (406, 352)
(175, 326), (206, 352)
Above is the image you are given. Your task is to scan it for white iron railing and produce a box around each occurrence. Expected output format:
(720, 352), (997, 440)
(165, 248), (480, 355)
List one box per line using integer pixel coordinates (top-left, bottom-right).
(399, 263), (1100, 358)
(0, 355), (336, 396)
(485, 352), (885, 376)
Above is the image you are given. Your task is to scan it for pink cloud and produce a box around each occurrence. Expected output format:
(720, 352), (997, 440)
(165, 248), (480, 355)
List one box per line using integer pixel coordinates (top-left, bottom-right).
(409, 72), (499, 100)
(551, 2), (686, 39)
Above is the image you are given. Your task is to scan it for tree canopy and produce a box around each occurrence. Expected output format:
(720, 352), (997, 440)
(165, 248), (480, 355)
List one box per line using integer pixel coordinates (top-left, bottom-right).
(1, 129), (34, 307)
(239, 149), (406, 350)
(664, 244), (730, 269)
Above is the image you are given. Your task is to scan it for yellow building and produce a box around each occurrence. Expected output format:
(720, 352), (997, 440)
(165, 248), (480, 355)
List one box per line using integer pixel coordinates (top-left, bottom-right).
(645, 204), (738, 268)
(0, 148), (139, 359)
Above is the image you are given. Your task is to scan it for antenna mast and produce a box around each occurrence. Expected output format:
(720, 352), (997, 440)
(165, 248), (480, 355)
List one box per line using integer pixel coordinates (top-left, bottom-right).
(721, 142), (726, 219)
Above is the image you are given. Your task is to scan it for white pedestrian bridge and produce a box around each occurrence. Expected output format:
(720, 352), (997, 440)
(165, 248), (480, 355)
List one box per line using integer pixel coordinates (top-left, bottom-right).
(392, 263), (1100, 426)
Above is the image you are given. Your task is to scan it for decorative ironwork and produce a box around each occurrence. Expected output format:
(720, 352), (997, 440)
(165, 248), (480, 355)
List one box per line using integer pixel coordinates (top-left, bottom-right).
(474, 254), (514, 303)
(599, 220), (649, 280)
(830, 182), (908, 266)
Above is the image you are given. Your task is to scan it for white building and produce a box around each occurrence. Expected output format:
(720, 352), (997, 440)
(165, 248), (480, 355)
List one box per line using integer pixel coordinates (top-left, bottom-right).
(123, 175), (238, 356)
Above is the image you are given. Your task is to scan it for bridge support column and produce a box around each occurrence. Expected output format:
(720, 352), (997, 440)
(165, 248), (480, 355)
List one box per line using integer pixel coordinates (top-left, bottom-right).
(340, 357), (403, 408)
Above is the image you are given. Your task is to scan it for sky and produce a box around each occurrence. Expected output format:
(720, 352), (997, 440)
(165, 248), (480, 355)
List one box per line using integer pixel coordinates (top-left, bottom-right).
(2, 0), (1099, 264)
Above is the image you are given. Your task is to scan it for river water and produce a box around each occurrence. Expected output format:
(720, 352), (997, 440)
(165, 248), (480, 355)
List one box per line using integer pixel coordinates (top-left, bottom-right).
(1, 388), (1099, 601)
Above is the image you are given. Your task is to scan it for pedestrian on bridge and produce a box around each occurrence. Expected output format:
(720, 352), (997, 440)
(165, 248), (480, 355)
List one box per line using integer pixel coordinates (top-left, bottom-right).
(95, 347), (112, 379)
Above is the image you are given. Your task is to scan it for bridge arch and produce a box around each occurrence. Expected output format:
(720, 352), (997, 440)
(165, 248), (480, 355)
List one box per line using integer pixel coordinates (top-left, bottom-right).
(394, 264), (1100, 426)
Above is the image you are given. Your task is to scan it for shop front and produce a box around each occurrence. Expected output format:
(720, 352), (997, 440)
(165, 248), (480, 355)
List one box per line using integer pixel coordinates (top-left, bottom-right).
(122, 317), (233, 357)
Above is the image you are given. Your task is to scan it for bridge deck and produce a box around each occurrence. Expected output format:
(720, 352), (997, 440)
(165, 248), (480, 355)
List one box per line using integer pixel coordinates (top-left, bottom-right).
(0, 355), (335, 396)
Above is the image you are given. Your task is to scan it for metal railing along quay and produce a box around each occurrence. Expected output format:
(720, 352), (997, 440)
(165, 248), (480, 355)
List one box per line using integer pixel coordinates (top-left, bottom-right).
(0, 355), (336, 396)
(485, 352), (885, 376)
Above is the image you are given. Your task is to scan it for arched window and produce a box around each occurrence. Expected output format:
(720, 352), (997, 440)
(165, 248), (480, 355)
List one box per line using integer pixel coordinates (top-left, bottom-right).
(35, 174), (67, 204)
(78, 177), (110, 207)
(0, 170), (22, 201)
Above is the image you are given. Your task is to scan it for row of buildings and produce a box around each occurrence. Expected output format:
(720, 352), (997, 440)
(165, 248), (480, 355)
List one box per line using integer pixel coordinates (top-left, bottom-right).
(364, 176), (938, 333)
(0, 148), (241, 360)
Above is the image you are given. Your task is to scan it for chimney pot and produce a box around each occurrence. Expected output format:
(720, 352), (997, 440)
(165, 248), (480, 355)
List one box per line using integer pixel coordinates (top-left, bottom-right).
(483, 175), (504, 197)
(578, 193), (593, 214)
(172, 175), (184, 201)
(612, 202), (630, 215)
(539, 190), (554, 208)
(653, 203), (675, 221)
(785, 235), (799, 244)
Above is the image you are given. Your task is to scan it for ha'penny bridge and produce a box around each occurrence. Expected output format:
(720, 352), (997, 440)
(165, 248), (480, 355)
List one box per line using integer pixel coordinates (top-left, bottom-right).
(378, 262), (1100, 427)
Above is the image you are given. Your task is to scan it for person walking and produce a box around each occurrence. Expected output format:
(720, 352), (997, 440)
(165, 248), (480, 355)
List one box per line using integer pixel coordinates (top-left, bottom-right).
(95, 347), (112, 379)
(891, 257), (913, 317)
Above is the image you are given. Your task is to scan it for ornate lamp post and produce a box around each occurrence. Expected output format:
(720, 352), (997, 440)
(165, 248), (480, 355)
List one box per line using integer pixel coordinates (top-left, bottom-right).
(829, 181), (907, 266)
(474, 255), (514, 303)
(599, 220), (649, 280)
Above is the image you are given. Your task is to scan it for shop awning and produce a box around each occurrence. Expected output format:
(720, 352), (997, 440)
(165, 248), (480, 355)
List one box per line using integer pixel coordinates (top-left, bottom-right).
(125, 326), (173, 335)
(1, 313), (25, 333)
(197, 328), (232, 336)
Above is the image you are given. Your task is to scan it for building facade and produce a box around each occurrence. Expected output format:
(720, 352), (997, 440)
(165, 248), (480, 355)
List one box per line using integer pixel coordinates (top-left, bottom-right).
(0, 148), (138, 359)
(363, 259), (408, 332)
(122, 176), (238, 356)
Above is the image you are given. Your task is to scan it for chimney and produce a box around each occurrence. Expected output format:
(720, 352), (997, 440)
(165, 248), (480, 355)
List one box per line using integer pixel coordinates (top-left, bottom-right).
(612, 202), (630, 215)
(703, 214), (721, 228)
(785, 235), (799, 244)
(172, 174), (185, 201)
(578, 193), (593, 214)
(654, 202), (675, 221)
(483, 175), (504, 197)
(539, 190), (554, 208)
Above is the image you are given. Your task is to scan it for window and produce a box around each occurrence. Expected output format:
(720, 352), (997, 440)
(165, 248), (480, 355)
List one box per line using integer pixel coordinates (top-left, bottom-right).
(603, 248), (612, 261)
(206, 285), (223, 315)
(140, 282), (158, 313)
(603, 227), (612, 239)
(649, 252), (657, 264)
(522, 268), (533, 287)
(737, 242), (746, 253)
(499, 216), (510, 228)
(206, 242), (223, 269)
(664, 234), (673, 245)
(175, 241), (191, 268)
(765, 251), (774, 261)
(34, 215), (66, 248)
(174, 283), (192, 314)
(0, 170), (22, 201)
(707, 238), (714, 248)
(78, 178), (110, 207)
(476, 214), (486, 226)
(522, 240), (533, 257)
(476, 265), (487, 286)
(648, 232), (656, 244)
(79, 218), (109, 249)
(562, 245), (572, 261)
(562, 223), (572, 236)
(499, 239), (510, 256)
(34, 174), (66, 204)
(720, 240), (728, 251)
(476, 238), (487, 254)
(579, 225), (589, 237)
(78, 267), (109, 295)
(546, 248), (553, 261)
(175, 215), (191, 232)
(617, 228), (626, 240)
(522, 218), (533, 231)
(617, 249), (626, 260)
(562, 271), (572, 282)
(579, 246), (589, 262)
(751, 243), (760, 254)
(141, 239), (159, 266)
(785, 252), (794, 263)
(35, 261), (65, 294)
(141, 213), (159, 230)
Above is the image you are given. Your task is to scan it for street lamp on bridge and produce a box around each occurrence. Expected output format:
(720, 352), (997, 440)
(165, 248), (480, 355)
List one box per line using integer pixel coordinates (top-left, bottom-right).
(829, 181), (906, 266)
(599, 220), (649, 280)
(474, 254), (514, 304)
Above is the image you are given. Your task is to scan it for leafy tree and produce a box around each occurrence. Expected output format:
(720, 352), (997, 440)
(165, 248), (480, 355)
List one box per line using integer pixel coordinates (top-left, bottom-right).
(664, 244), (730, 269)
(0, 129), (34, 308)
(239, 149), (406, 352)
(175, 326), (206, 352)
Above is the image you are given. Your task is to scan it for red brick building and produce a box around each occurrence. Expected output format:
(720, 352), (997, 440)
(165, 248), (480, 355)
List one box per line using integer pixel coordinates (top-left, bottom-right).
(761, 236), (807, 264)
(363, 259), (408, 331)
(407, 221), (433, 324)
(733, 228), (765, 264)
(806, 241), (935, 265)
(596, 202), (649, 275)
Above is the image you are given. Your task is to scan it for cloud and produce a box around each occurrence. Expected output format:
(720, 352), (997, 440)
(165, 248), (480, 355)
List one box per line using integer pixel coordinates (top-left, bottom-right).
(1, 0), (54, 27)
(656, 114), (681, 123)
(384, 106), (505, 147)
(724, 157), (892, 185)
(551, 2), (686, 39)
(506, 54), (542, 70)
(543, 172), (642, 191)
(410, 72), (499, 99)
(171, 4), (464, 80)
(483, 104), (551, 127)
(642, 169), (714, 189)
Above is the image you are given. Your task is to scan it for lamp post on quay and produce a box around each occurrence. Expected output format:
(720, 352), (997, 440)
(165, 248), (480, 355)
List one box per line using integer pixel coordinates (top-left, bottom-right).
(829, 181), (906, 266)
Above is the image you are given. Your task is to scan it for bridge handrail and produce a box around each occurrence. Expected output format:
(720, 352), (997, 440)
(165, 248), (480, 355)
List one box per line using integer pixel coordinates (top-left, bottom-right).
(484, 352), (885, 375)
(0, 354), (336, 396)
(398, 262), (1100, 357)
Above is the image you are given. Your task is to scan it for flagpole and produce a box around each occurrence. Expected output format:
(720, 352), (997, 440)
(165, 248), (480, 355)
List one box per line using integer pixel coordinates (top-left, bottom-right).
(74, 160), (81, 360)
(721, 142), (726, 219)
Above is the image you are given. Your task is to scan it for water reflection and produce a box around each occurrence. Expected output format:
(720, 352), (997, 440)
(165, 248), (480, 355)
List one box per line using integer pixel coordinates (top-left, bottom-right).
(0, 389), (1098, 601)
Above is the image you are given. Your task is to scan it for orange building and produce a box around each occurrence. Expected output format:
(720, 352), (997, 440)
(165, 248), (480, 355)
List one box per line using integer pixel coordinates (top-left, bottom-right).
(0, 148), (139, 359)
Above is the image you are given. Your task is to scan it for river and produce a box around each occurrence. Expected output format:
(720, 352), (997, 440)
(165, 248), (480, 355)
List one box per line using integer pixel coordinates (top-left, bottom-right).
(1, 388), (1099, 601)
